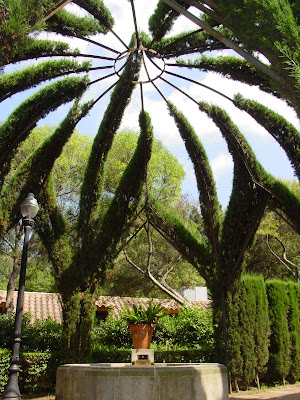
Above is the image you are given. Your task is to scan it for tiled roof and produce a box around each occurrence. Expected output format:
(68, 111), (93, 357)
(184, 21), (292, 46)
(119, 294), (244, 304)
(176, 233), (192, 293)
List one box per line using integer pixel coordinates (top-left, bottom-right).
(95, 296), (210, 317)
(0, 290), (63, 324)
(0, 292), (6, 306)
(0, 290), (210, 324)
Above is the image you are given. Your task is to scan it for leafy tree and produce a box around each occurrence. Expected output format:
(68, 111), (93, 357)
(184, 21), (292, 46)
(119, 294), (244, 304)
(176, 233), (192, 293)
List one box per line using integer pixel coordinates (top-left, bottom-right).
(104, 129), (185, 205)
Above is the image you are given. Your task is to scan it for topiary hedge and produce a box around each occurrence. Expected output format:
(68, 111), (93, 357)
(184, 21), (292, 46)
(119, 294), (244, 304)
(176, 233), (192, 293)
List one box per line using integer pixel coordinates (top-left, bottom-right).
(0, 350), (62, 394)
(228, 276), (300, 389)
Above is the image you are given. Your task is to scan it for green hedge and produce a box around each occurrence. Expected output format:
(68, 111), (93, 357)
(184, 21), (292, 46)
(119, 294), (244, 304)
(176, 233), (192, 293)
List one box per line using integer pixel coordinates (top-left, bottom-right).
(91, 346), (211, 364)
(0, 314), (63, 352)
(92, 305), (216, 355)
(0, 349), (10, 393)
(0, 350), (62, 394)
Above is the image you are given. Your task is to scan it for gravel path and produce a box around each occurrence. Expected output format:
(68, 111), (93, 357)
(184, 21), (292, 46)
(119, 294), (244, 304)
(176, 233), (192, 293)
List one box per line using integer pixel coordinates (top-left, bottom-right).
(229, 384), (300, 400)
(21, 384), (300, 400)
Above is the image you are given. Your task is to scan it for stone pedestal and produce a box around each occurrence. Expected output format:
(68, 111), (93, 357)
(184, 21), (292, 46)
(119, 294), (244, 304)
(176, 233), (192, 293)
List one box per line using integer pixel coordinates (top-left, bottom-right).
(55, 363), (229, 400)
(131, 349), (154, 365)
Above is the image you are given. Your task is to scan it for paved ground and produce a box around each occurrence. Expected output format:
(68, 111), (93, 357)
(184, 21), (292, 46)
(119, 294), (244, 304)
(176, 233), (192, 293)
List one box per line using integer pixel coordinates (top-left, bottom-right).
(229, 384), (300, 400)
(22, 395), (55, 400)
(21, 384), (300, 400)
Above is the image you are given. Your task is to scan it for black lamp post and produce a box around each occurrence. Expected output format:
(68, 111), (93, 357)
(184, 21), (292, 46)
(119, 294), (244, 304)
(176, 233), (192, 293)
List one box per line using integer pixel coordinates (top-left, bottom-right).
(2, 193), (39, 400)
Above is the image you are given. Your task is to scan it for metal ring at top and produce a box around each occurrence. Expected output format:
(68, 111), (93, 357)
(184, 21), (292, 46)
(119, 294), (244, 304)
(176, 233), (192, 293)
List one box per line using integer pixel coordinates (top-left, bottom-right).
(114, 44), (166, 84)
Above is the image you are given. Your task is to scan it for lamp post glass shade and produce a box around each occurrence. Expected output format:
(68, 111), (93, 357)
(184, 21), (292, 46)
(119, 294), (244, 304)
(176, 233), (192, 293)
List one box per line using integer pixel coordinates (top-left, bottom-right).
(20, 193), (39, 219)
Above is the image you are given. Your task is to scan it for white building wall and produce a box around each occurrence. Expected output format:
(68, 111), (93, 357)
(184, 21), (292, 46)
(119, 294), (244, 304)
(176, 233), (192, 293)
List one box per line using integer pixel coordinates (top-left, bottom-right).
(178, 286), (208, 301)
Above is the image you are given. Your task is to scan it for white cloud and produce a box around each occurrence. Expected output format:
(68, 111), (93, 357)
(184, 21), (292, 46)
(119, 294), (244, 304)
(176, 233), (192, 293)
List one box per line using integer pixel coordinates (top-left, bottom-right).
(211, 152), (233, 181)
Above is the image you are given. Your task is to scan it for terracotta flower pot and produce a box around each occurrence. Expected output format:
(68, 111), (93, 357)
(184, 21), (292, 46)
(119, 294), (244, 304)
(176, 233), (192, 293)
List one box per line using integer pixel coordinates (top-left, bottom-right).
(129, 324), (154, 349)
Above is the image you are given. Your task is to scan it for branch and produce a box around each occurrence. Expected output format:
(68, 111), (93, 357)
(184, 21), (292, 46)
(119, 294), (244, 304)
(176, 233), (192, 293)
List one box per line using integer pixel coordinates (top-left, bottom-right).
(124, 222), (185, 304)
(266, 235), (298, 280)
(161, 262), (186, 303)
(273, 209), (299, 235)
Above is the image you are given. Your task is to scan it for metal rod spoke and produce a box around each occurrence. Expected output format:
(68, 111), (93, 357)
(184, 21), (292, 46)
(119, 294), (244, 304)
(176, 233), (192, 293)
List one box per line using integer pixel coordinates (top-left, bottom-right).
(109, 28), (129, 50)
(88, 72), (116, 86)
(43, 0), (72, 21)
(165, 69), (233, 102)
(116, 58), (130, 75)
(130, 0), (140, 48)
(140, 83), (144, 112)
(89, 80), (119, 108)
(151, 81), (169, 105)
(77, 36), (121, 54)
(78, 54), (116, 61)
(89, 65), (114, 71)
(148, 55), (233, 102)
(159, 76), (200, 106)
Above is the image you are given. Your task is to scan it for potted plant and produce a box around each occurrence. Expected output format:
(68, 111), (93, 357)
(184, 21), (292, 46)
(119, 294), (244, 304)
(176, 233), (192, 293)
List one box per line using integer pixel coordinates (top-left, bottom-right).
(123, 302), (165, 349)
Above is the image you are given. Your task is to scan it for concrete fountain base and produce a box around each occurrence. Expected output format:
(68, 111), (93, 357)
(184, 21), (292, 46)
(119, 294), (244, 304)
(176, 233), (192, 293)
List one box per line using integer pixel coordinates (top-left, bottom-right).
(55, 363), (228, 400)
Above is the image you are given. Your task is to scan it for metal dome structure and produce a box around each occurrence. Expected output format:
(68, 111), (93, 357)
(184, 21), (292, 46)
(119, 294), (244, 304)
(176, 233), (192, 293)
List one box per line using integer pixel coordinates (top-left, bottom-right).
(0, 0), (299, 363)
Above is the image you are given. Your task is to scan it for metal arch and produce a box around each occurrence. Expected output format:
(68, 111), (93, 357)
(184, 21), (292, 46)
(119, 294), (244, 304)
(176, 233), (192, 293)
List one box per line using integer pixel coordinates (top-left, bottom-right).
(39, 0), (237, 108)
(29, 0), (243, 127)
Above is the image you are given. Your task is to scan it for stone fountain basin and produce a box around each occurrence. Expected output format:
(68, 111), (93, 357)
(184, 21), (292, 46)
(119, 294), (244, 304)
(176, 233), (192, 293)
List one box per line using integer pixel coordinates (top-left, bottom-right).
(55, 362), (228, 400)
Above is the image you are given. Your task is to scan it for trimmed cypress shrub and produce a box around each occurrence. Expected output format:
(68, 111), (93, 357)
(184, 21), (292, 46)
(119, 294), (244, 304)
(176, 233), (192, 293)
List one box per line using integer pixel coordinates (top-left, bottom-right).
(239, 277), (257, 389)
(287, 282), (300, 382)
(228, 275), (270, 390)
(227, 289), (243, 391)
(252, 276), (270, 389)
(266, 280), (291, 384)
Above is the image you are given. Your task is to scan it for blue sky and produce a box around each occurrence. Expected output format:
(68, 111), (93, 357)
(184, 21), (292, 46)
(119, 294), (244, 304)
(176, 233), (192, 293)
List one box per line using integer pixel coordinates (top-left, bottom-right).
(1, 0), (299, 208)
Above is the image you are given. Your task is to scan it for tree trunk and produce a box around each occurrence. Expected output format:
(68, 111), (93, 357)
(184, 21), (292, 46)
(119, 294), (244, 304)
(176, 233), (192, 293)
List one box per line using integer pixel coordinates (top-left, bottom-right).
(61, 289), (96, 363)
(256, 372), (261, 390)
(220, 286), (230, 366)
(219, 285), (231, 393)
(5, 256), (21, 314)
(5, 228), (22, 315)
